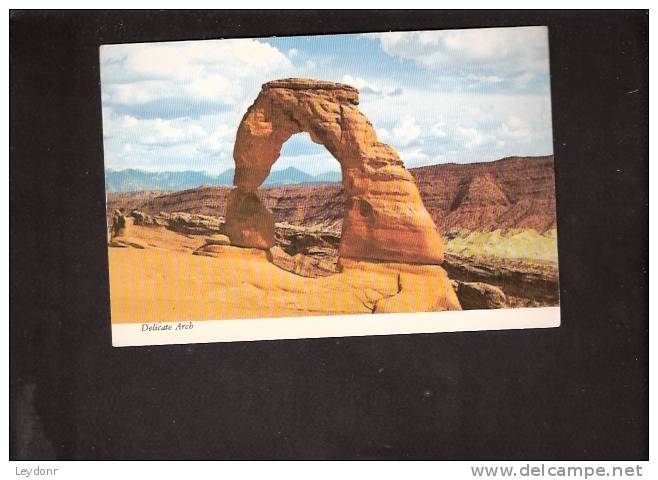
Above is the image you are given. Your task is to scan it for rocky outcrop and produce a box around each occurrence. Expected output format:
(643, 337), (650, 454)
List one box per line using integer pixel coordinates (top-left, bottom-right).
(224, 78), (445, 265)
(411, 156), (556, 233)
(442, 174), (511, 231)
(271, 224), (340, 277)
(192, 234), (232, 257)
(110, 210), (224, 237)
(268, 246), (337, 278)
(109, 209), (126, 237)
(274, 224), (340, 256)
(444, 253), (559, 307)
(265, 184), (343, 234)
(130, 209), (161, 227)
(452, 281), (507, 310)
(159, 212), (224, 236)
(108, 210), (227, 252)
(107, 212), (148, 249)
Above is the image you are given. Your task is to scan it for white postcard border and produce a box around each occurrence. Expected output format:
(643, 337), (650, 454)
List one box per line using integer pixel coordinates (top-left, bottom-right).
(112, 306), (560, 347)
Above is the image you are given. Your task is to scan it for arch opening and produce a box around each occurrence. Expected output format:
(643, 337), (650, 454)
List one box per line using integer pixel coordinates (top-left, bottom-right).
(262, 132), (344, 277)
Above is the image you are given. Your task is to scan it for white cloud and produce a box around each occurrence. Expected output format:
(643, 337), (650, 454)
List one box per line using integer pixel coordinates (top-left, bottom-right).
(392, 115), (421, 146)
(512, 72), (537, 89)
(122, 115), (138, 127)
(105, 81), (166, 105)
(137, 119), (210, 146)
(365, 27), (549, 88)
(187, 74), (237, 100)
(398, 147), (431, 168)
(202, 123), (234, 153)
(458, 105), (496, 126)
(345, 86), (553, 164)
(456, 126), (497, 148)
(100, 38), (292, 111)
(101, 39), (292, 84)
(467, 74), (503, 83)
(149, 119), (185, 143)
(375, 127), (391, 142)
(342, 74), (379, 92)
(498, 116), (532, 141)
(342, 74), (403, 96)
(431, 122), (447, 138)
(103, 109), (212, 148)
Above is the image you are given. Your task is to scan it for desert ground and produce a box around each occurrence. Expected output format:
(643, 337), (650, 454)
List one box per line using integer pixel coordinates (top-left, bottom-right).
(109, 244), (459, 324)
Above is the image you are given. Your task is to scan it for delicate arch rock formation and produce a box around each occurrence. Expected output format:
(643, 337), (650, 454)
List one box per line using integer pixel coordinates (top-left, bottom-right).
(224, 78), (445, 265)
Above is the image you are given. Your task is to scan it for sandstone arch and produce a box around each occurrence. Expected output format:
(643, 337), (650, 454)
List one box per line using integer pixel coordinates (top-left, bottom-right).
(224, 78), (444, 265)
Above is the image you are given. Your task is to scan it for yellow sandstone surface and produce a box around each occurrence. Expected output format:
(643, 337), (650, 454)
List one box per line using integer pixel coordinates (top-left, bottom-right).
(108, 242), (460, 324)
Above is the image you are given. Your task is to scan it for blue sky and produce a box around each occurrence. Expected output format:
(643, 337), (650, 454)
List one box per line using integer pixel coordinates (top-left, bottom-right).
(100, 27), (554, 176)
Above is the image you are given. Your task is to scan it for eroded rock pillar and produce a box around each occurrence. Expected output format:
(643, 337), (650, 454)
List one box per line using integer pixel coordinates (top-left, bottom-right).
(223, 188), (275, 250)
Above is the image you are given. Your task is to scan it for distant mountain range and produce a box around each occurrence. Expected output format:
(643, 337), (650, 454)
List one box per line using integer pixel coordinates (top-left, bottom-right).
(105, 167), (342, 193)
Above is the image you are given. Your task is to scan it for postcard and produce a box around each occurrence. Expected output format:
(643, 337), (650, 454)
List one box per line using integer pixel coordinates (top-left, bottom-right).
(101, 26), (560, 346)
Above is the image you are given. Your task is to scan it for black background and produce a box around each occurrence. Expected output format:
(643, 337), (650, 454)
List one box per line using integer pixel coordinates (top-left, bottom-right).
(10, 10), (648, 460)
